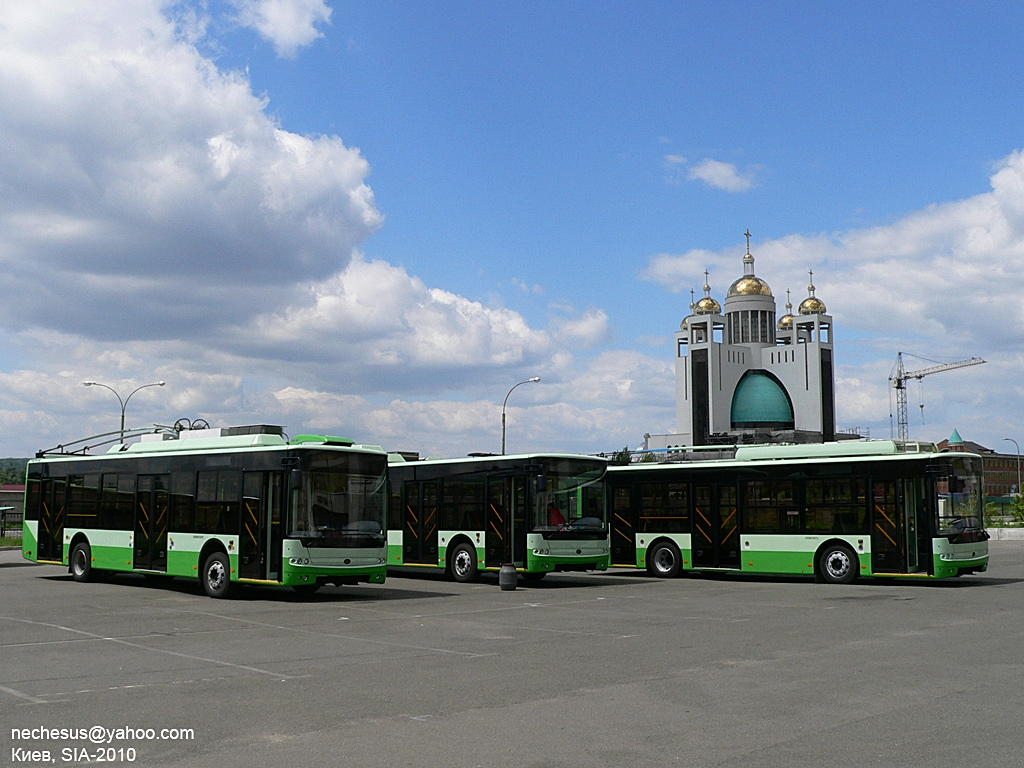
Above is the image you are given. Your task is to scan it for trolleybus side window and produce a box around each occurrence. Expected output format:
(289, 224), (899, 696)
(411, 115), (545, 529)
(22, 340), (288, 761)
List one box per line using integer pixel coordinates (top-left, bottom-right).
(743, 479), (797, 534)
(805, 478), (867, 534)
(195, 470), (241, 535)
(67, 474), (100, 528)
(640, 482), (688, 533)
(170, 472), (195, 532)
(442, 479), (484, 530)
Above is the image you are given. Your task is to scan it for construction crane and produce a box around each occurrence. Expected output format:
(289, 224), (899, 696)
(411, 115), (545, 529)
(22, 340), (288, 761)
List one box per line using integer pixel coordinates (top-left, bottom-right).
(889, 352), (986, 441)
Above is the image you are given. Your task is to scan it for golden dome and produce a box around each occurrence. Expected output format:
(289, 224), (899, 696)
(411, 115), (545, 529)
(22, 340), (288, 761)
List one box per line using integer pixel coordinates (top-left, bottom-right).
(799, 296), (826, 314)
(680, 318), (689, 331)
(727, 275), (773, 297)
(695, 296), (722, 314)
(777, 313), (794, 330)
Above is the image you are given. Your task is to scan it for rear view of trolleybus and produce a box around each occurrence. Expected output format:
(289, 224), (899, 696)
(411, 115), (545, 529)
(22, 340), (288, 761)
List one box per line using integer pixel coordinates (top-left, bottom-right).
(387, 453), (609, 582)
(22, 425), (389, 597)
(608, 440), (988, 583)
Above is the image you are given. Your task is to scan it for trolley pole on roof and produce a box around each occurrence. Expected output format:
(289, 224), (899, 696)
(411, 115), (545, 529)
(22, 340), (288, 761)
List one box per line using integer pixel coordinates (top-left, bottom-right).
(82, 380), (165, 441)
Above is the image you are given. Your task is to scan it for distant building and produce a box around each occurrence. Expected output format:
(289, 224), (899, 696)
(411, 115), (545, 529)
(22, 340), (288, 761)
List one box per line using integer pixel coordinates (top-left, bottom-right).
(646, 234), (839, 450)
(0, 484), (24, 510)
(937, 429), (1020, 500)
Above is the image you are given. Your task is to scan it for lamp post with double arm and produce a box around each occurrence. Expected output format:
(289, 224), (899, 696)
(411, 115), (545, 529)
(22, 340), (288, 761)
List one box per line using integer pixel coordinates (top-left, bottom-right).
(82, 380), (165, 441)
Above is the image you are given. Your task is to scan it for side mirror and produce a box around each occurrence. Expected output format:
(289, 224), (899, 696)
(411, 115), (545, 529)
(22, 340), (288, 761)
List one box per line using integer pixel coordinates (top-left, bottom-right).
(536, 474), (547, 492)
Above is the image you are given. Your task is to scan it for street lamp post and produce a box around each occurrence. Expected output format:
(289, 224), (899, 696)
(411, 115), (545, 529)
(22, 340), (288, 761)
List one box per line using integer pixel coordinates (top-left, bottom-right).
(501, 377), (540, 455)
(83, 380), (165, 441)
(1001, 438), (1021, 498)
(497, 376), (540, 591)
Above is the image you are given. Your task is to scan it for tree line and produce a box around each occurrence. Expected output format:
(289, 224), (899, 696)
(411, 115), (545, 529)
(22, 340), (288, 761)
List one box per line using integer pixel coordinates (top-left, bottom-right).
(0, 459), (29, 485)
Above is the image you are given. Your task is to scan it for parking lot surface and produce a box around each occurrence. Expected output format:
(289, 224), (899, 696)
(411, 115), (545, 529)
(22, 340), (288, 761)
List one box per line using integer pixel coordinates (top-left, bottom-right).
(2, 543), (1022, 767)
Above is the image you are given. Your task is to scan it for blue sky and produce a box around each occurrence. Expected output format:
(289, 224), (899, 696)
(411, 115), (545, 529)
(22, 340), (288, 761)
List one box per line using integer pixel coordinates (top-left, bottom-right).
(1, 0), (1022, 458)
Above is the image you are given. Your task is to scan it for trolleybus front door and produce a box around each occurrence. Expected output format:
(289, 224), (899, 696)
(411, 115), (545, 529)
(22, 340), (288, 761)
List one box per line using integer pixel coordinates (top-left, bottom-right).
(484, 475), (527, 568)
(403, 480), (439, 565)
(134, 475), (169, 572)
(512, 476), (526, 565)
(36, 477), (66, 562)
(871, 479), (924, 574)
(610, 482), (637, 566)
(485, 478), (507, 569)
(871, 480), (906, 573)
(240, 471), (282, 581)
(692, 483), (740, 569)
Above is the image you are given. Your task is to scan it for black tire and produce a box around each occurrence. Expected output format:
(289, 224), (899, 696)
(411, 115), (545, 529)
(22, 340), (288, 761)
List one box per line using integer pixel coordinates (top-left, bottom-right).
(70, 541), (93, 582)
(292, 583), (321, 597)
(201, 551), (232, 598)
(819, 544), (858, 584)
(522, 571), (547, 585)
(648, 540), (682, 578)
(448, 542), (479, 583)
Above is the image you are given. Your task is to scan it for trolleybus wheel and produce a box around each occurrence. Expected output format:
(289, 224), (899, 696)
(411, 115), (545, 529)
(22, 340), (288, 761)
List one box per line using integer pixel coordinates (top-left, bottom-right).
(648, 540), (682, 578)
(449, 542), (479, 583)
(522, 571), (547, 585)
(201, 551), (232, 598)
(292, 583), (321, 597)
(819, 544), (857, 584)
(70, 541), (93, 582)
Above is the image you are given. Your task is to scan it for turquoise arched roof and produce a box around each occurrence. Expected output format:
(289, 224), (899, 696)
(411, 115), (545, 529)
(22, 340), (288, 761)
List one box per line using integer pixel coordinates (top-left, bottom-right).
(731, 372), (794, 428)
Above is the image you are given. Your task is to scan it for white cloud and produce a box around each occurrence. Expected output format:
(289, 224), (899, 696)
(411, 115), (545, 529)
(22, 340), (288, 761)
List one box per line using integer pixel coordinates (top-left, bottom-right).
(551, 308), (611, 349)
(644, 150), (1024, 352)
(687, 158), (756, 192)
(231, 0), (332, 58)
(0, 0), (378, 338)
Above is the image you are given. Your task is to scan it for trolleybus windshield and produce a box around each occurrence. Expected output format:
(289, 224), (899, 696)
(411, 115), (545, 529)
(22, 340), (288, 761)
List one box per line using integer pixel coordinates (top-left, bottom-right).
(290, 451), (387, 547)
(936, 456), (985, 537)
(532, 457), (606, 537)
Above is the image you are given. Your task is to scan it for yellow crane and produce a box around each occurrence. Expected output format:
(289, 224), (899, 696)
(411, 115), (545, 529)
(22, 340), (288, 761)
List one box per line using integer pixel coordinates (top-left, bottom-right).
(889, 352), (985, 441)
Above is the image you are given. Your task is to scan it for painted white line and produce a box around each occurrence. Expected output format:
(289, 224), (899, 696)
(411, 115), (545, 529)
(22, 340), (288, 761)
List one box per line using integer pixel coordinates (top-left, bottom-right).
(0, 684), (49, 705)
(1, 615), (293, 679)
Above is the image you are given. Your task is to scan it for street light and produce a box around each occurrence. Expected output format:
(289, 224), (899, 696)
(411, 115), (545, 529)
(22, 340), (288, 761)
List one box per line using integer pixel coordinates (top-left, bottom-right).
(83, 380), (165, 441)
(1001, 438), (1021, 498)
(501, 377), (540, 455)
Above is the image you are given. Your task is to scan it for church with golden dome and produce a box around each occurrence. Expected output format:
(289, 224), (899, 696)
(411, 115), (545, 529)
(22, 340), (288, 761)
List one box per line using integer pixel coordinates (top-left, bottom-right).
(647, 232), (836, 449)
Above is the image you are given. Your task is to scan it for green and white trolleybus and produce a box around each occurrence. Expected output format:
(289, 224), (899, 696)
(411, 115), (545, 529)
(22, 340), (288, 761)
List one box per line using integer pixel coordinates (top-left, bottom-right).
(22, 425), (388, 597)
(608, 440), (988, 583)
(387, 453), (609, 582)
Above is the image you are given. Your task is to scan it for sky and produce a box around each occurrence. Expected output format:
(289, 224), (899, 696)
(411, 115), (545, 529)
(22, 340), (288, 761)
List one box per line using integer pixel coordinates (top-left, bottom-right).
(1, 0), (1023, 459)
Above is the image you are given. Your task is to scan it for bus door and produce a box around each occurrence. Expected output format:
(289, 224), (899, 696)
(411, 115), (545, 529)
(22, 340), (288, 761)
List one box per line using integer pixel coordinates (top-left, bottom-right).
(134, 475), (169, 572)
(692, 483), (740, 569)
(240, 472), (283, 580)
(403, 480), (439, 565)
(36, 477), (66, 562)
(871, 479), (924, 574)
(512, 476), (527, 564)
(871, 480), (906, 573)
(610, 481), (637, 566)
(903, 478), (922, 573)
(485, 478), (507, 569)
(484, 474), (527, 567)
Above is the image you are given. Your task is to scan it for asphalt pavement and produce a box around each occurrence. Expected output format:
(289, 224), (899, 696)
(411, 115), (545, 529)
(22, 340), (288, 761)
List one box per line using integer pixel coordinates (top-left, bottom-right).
(2, 544), (1022, 767)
